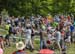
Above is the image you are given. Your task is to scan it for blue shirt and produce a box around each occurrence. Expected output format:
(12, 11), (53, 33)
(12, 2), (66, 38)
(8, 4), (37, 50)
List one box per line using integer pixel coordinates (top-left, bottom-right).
(70, 25), (74, 32)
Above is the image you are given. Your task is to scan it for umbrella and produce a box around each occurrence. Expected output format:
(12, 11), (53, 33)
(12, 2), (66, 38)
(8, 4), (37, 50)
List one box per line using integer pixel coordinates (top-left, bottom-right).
(39, 49), (54, 54)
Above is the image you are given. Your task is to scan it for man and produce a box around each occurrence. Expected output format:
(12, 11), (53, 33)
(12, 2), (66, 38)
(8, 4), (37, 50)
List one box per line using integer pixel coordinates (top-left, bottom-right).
(24, 24), (34, 51)
(40, 20), (47, 49)
(5, 23), (11, 46)
(55, 28), (62, 52)
(65, 26), (71, 45)
(70, 24), (74, 42)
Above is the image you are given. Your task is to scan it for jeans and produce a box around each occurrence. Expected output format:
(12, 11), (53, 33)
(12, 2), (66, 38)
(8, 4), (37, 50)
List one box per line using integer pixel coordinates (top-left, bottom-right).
(40, 39), (46, 49)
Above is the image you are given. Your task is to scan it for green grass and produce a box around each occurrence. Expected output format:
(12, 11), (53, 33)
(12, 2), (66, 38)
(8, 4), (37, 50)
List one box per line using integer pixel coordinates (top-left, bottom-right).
(0, 27), (75, 54)
(3, 39), (75, 54)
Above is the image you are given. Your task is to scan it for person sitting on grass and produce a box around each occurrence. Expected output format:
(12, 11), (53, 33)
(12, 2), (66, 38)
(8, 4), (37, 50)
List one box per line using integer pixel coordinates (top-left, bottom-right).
(12, 41), (27, 54)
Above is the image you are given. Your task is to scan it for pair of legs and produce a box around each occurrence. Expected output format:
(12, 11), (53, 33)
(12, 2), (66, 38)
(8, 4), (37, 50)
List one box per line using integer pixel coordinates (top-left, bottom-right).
(11, 32), (17, 42)
(0, 36), (4, 49)
(65, 36), (71, 46)
(25, 38), (34, 49)
(73, 32), (75, 42)
(40, 39), (47, 49)
(56, 40), (62, 53)
(5, 34), (11, 46)
(0, 41), (4, 49)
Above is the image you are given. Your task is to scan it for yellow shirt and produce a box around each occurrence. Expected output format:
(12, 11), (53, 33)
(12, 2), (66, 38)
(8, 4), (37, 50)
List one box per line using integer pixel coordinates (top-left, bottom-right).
(5, 24), (11, 34)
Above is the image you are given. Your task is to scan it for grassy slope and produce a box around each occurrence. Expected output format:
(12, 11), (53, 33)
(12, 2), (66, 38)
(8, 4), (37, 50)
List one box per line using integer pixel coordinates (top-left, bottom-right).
(0, 27), (75, 54)
(4, 40), (75, 54)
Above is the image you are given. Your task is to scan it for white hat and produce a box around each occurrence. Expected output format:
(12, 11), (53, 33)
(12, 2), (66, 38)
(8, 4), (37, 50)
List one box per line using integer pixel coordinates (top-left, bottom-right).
(16, 41), (25, 50)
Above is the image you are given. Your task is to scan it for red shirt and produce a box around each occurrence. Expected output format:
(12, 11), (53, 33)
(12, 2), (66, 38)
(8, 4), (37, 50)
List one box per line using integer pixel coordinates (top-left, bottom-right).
(67, 16), (71, 21)
(13, 50), (26, 54)
(61, 31), (65, 37)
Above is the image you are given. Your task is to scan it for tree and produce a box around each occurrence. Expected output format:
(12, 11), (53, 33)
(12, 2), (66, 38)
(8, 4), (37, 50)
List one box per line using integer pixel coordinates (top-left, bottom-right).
(0, 0), (75, 16)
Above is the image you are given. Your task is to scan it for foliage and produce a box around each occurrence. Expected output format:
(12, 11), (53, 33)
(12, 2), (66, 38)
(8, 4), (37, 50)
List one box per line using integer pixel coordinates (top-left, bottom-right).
(0, 0), (75, 16)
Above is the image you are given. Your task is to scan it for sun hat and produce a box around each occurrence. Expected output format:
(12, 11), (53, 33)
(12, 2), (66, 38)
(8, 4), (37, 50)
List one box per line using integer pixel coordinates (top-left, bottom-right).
(16, 41), (25, 50)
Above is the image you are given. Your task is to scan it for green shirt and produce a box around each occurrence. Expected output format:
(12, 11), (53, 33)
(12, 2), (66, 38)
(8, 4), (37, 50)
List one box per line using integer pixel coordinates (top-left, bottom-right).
(52, 22), (58, 28)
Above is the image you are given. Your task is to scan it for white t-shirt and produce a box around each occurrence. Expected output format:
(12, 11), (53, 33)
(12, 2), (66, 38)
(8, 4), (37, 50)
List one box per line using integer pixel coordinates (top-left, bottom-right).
(25, 29), (31, 39)
(55, 31), (61, 42)
(48, 34), (52, 40)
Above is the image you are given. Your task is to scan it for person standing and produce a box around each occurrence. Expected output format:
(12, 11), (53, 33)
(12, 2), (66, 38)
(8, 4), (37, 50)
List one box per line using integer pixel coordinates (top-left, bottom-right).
(31, 26), (35, 45)
(5, 23), (11, 46)
(24, 24), (34, 51)
(40, 20), (47, 49)
(70, 24), (74, 42)
(55, 28), (62, 53)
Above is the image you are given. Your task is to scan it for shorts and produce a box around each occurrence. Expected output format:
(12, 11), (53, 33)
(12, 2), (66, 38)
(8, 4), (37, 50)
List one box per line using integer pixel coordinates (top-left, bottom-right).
(5, 34), (10, 40)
